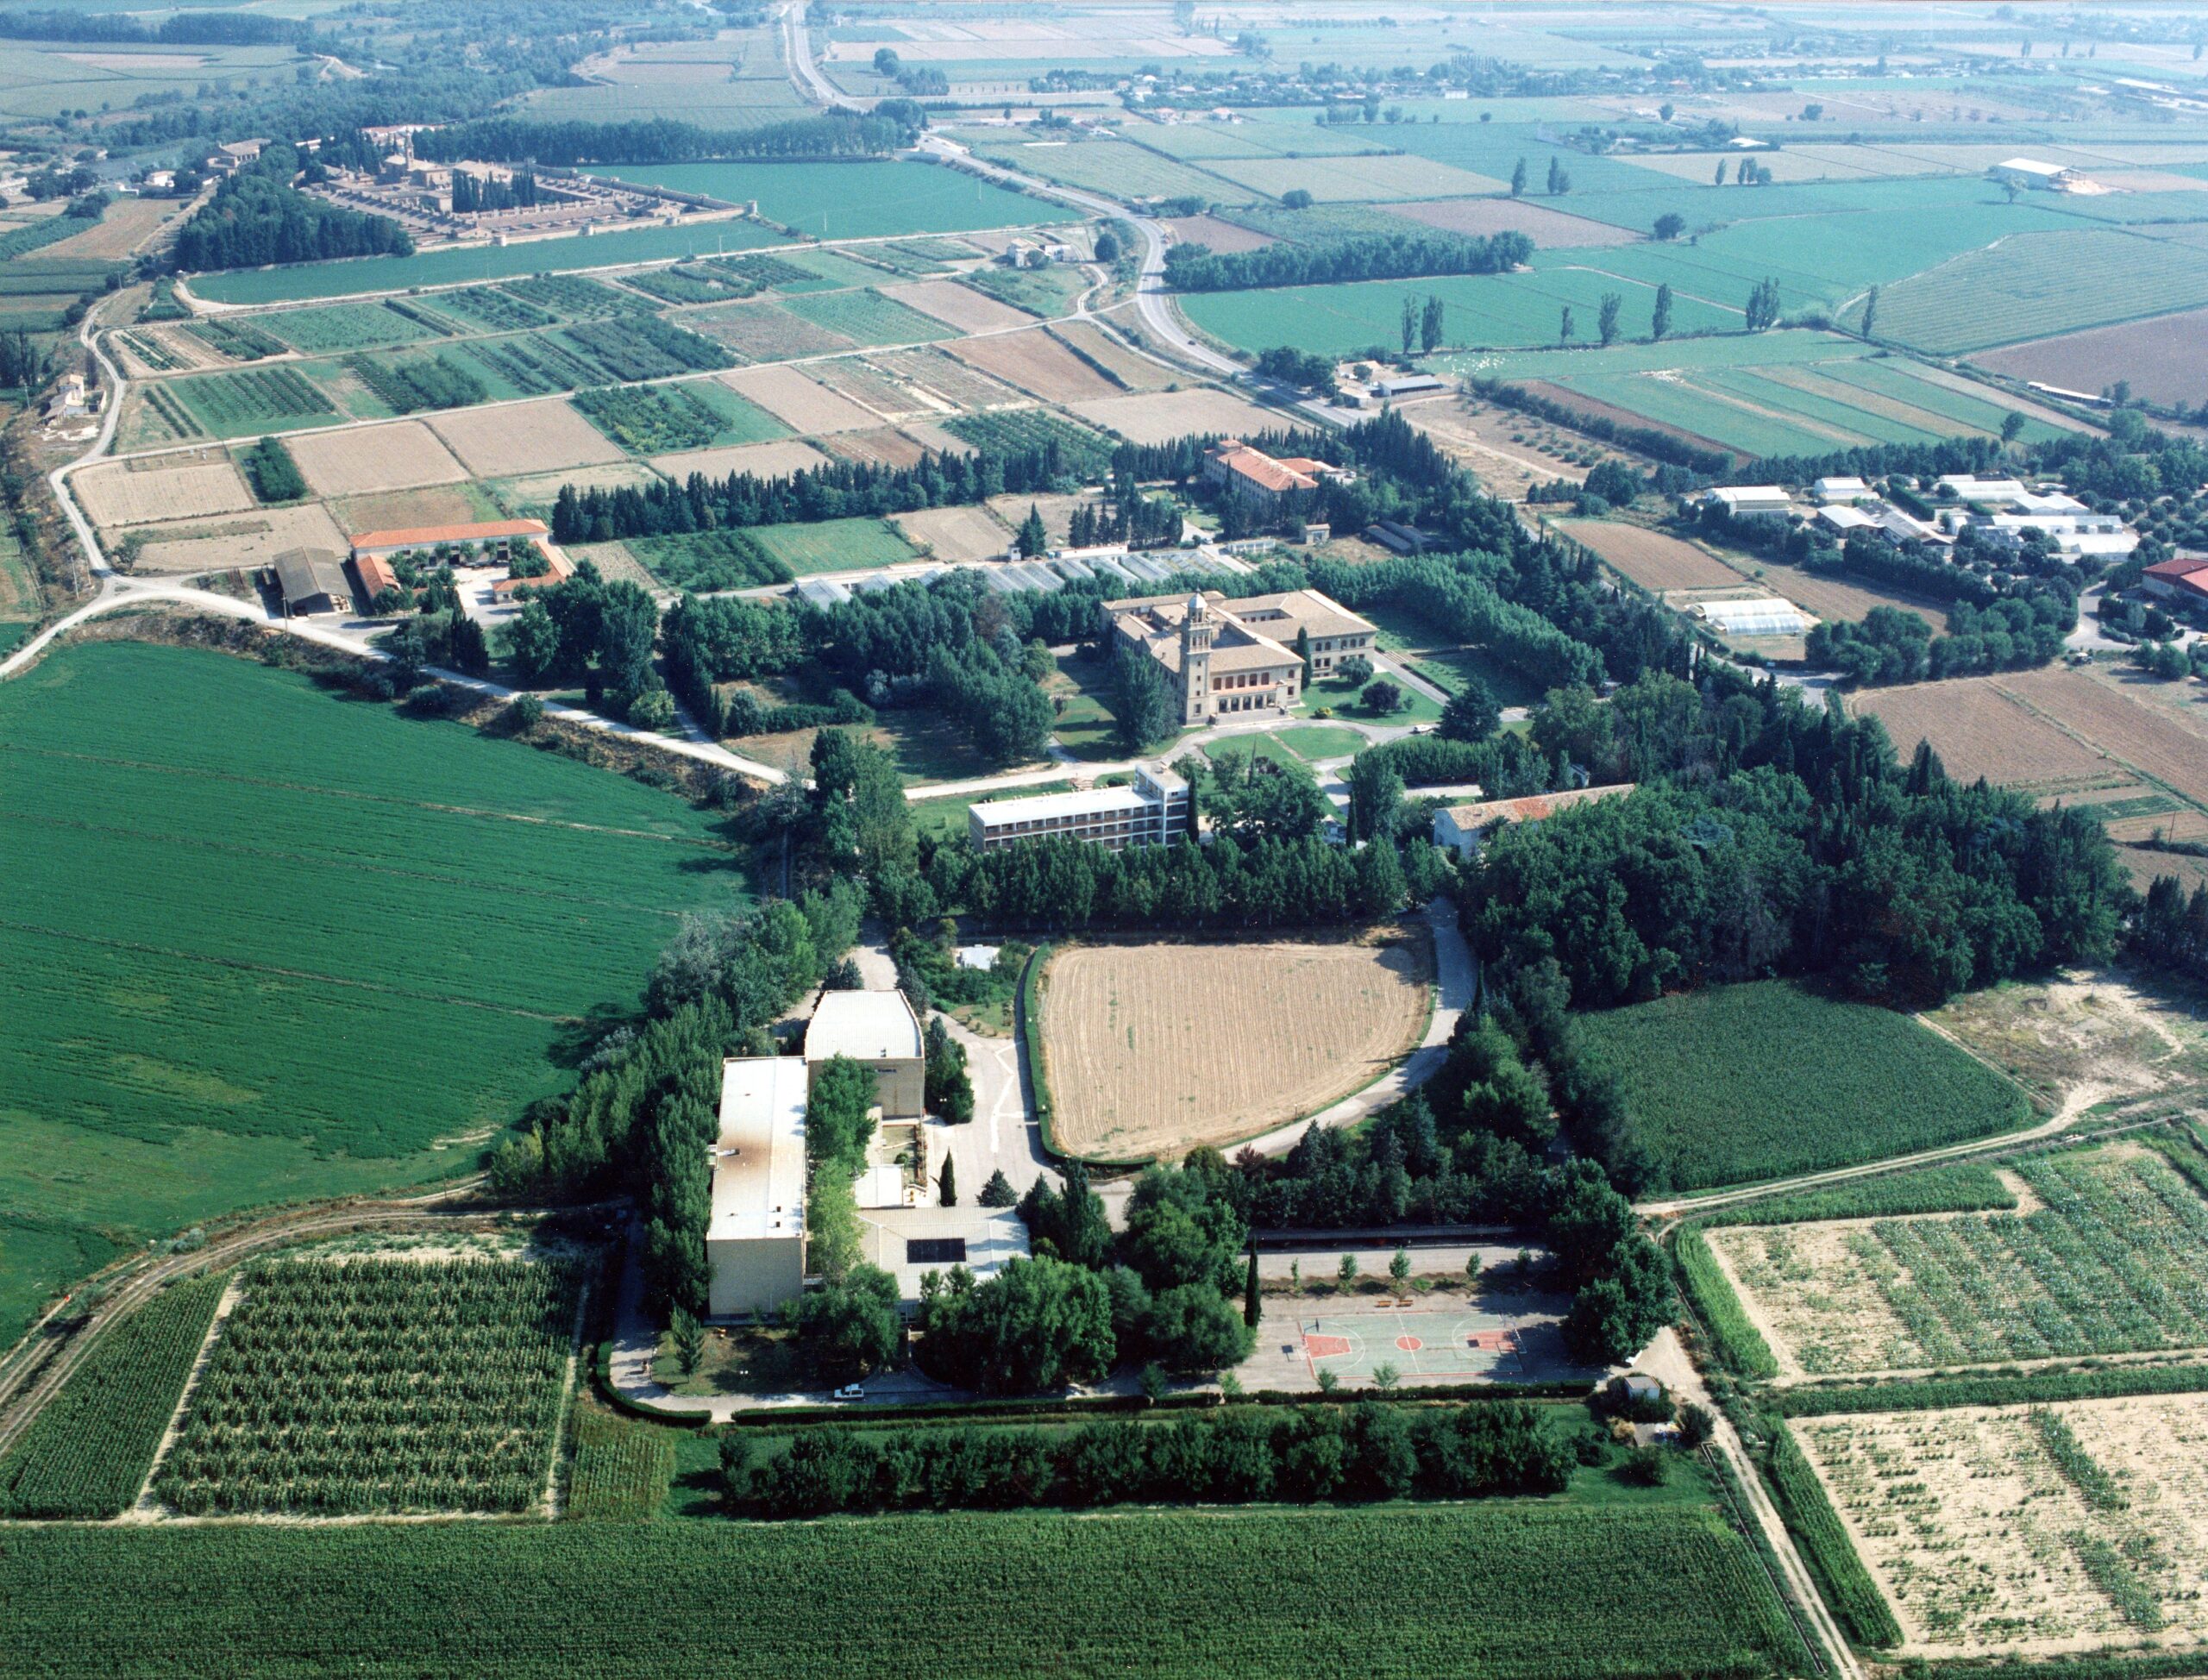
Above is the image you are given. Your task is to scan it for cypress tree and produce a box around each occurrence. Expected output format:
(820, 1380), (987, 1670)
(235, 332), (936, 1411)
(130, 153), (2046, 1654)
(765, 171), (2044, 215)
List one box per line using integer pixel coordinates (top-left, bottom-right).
(1244, 1251), (1262, 1328)
(938, 1154), (957, 1207)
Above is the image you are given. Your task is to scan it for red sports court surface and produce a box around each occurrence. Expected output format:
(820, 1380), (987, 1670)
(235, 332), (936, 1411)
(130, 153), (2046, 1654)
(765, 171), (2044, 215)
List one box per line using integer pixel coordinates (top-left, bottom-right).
(1297, 1305), (1532, 1381)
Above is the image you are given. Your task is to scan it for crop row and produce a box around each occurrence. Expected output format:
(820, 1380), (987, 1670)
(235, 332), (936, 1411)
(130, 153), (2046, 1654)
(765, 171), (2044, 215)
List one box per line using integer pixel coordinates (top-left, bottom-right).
(573, 382), (728, 454)
(180, 317), (284, 362)
(154, 1255), (580, 1516)
(431, 285), (557, 332)
(0, 1275), (225, 1520)
(944, 407), (1113, 475)
(172, 366), (335, 432)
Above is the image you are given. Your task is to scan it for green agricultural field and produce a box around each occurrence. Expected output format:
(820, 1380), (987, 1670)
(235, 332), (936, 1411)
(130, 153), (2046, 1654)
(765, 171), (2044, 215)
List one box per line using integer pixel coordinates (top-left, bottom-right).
(746, 517), (919, 576)
(968, 136), (1248, 205)
(158, 1251), (581, 1516)
(1841, 227), (2208, 352)
(777, 287), (958, 347)
(187, 219), (792, 305)
(260, 302), (448, 354)
(0, 1503), (1804, 1679)
(593, 160), (1078, 240)
(166, 365), (342, 439)
(571, 380), (787, 455)
(0, 643), (753, 1344)
(0, 1274), (225, 1519)
(1576, 980), (2029, 1191)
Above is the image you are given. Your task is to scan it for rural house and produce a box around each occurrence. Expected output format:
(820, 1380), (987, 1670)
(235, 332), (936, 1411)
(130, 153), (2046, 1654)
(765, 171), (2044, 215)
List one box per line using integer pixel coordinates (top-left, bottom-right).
(1433, 783), (1638, 859)
(348, 517), (550, 563)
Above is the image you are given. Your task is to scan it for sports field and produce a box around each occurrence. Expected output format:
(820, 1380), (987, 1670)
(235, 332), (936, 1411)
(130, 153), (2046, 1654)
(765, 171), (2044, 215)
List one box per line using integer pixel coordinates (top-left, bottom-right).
(1576, 980), (2029, 1192)
(0, 1503), (1807, 1679)
(0, 643), (752, 1346)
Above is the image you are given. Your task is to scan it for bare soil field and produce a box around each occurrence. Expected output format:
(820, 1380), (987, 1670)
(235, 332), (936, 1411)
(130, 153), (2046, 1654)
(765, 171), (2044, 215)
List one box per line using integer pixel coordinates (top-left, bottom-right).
(330, 486), (490, 536)
(898, 418), (976, 457)
(1851, 678), (2109, 788)
(113, 326), (226, 377)
(1038, 933), (1432, 1163)
(285, 421), (469, 498)
(129, 503), (350, 574)
(984, 491), (1091, 546)
(1408, 404), (1594, 501)
(1797, 1395), (2208, 1658)
(691, 302), (854, 360)
(1162, 214), (1275, 254)
(1749, 555), (1957, 634)
(1387, 197), (1635, 247)
(949, 330), (1122, 402)
(427, 398), (627, 478)
(1070, 385), (1283, 444)
(1554, 519), (1741, 590)
(491, 461), (664, 514)
(893, 502), (1008, 560)
(1997, 666), (2208, 809)
(882, 279), (1038, 332)
(1049, 321), (1173, 391)
(1973, 310), (2208, 410)
(77, 453), (255, 529)
(558, 539), (662, 592)
(806, 357), (938, 421)
(869, 348), (1025, 411)
(1926, 969), (2208, 1114)
(647, 438), (831, 482)
(40, 196), (174, 260)
(820, 426), (930, 468)
(718, 364), (880, 433)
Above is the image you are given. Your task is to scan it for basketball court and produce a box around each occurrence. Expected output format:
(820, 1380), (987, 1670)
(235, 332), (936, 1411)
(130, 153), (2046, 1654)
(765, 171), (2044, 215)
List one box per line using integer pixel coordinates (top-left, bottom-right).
(1295, 1303), (1536, 1382)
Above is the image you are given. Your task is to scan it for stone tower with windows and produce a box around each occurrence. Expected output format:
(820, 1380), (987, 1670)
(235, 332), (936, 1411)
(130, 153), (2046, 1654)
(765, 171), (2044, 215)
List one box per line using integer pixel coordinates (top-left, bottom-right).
(1177, 592), (1214, 724)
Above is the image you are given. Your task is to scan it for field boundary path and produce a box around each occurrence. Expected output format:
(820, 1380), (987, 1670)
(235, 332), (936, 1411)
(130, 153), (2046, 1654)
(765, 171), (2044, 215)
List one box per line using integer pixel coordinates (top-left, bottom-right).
(123, 1275), (244, 1522)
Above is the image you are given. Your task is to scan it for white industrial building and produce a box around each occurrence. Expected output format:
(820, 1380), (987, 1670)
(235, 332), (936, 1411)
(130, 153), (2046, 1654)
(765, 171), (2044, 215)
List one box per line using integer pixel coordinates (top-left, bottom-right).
(705, 1056), (809, 1318)
(805, 989), (926, 1119)
(968, 763), (1190, 852)
(1703, 486), (1794, 521)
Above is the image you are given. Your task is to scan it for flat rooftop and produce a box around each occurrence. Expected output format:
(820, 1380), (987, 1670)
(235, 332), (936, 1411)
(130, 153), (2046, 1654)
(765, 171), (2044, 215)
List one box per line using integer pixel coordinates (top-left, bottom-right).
(806, 988), (924, 1063)
(972, 783), (1161, 826)
(708, 1056), (809, 1244)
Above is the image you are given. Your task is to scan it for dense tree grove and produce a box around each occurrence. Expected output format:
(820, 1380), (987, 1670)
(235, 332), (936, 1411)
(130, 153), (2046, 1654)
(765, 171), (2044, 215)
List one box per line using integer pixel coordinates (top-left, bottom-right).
(172, 142), (411, 271)
(2131, 873), (2208, 984)
(732, 1399), (1570, 1518)
(496, 562), (662, 718)
(448, 167), (539, 213)
(1806, 597), (2072, 686)
(1462, 668), (2125, 1015)
(1164, 230), (1531, 292)
(412, 112), (919, 167)
(0, 8), (304, 44)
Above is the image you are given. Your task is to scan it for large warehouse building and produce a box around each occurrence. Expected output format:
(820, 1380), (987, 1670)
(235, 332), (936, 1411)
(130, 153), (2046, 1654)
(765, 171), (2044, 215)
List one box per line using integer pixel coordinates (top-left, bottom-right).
(704, 1056), (809, 1318)
(805, 989), (925, 1119)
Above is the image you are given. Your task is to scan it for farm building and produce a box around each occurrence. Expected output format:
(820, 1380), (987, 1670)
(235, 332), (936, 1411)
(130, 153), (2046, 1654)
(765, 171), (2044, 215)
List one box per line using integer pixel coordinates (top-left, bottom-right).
(806, 989), (925, 1119)
(1434, 783), (1637, 858)
(1814, 476), (1872, 504)
(705, 1056), (809, 1317)
(351, 551), (400, 602)
(272, 548), (354, 617)
(2143, 556), (2208, 605)
(1104, 588), (1376, 725)
(348, 517), (550, 561)
(1702, 486), (1793, 521)
(969, 762), (1191, 852)
(1989, 157), (2079, 191)
(1816, 505), (1882, 536)
(1696, 598), (1810, 636)
(1364, 518), (1433, 554)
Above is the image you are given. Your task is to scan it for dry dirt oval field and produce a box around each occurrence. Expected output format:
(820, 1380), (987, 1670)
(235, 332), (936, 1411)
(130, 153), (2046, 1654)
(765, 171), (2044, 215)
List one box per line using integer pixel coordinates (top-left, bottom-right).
(1037, 934), (1431, 1163)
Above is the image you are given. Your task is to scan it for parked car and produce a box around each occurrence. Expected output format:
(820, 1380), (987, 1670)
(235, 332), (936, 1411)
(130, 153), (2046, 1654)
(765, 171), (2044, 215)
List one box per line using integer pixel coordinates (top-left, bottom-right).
(833, 1384), (865, 1401)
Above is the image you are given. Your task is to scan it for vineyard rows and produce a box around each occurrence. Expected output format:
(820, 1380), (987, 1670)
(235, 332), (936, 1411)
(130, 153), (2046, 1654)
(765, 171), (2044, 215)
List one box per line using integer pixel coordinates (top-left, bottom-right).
(172, 366), (336, 436)
(154, 1253), (582, 1516)
(0, 1275), (225, 1519)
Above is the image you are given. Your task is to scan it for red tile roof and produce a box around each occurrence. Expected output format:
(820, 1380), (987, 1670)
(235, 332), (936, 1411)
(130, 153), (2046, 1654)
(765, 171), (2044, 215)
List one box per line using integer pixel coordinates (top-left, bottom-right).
(2144, 556), (2208, 580)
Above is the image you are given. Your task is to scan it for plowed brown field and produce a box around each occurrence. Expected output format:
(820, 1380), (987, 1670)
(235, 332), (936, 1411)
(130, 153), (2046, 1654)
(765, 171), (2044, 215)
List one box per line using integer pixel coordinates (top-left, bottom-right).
(1038, 934), (1430, 1163)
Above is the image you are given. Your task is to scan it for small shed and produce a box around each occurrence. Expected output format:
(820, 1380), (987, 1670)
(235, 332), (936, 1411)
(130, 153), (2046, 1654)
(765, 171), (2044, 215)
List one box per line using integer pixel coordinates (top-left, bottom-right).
(273, 548), (353, 617)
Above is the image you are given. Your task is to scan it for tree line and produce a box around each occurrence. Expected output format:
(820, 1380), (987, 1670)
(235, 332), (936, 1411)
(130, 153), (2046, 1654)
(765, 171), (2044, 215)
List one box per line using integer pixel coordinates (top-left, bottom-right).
(1163, 229), (1531, 292)
(172, 142), (412, 272)
(1806, 598), (2071, 686)
(449, 167), (540, 213)
(412, 112), (919, 168)
(0, 8), (305, 43)
(727, 1398), (1571, 1519)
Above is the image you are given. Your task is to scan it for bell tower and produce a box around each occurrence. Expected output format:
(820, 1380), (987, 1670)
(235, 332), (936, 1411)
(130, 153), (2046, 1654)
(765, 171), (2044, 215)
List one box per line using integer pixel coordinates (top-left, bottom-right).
(1178, 593), (1214, 724)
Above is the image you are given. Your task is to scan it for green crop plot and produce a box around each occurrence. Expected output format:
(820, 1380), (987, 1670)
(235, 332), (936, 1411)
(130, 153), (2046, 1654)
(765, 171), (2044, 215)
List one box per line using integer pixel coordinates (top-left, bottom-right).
(0, 1504), (1803, 1679)
(260, 302), (447, 354)
(187, 220), (792, 305)
(166, 365), (341, 438)
(158, 1252), (581, 1517)
(746, 517), (919, 576)
(1576, 980), (2029, 1191)
(572, 380), (787, 455)
(0, 643), (752, 1343)
(595, 160), (1078, 239)
(1842, 227), (2208, 352)
(777, 287), (958, 347)
(0, 1275), (225, 1520)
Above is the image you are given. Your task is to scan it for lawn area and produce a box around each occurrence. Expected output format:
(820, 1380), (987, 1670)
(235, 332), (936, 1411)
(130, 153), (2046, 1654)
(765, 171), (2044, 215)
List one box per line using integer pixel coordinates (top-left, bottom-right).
(1300, 665), (1443, 727)
(747, 517), (918, 576)
(1270, 724), (1365, 762)
(0, 1501), (1806, 1679)
(593, 160), (1079, 240)
(0, 643), (754, 1344)
(1576, 980), (2032, 1193)
(1045, 652), (1122, 762)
